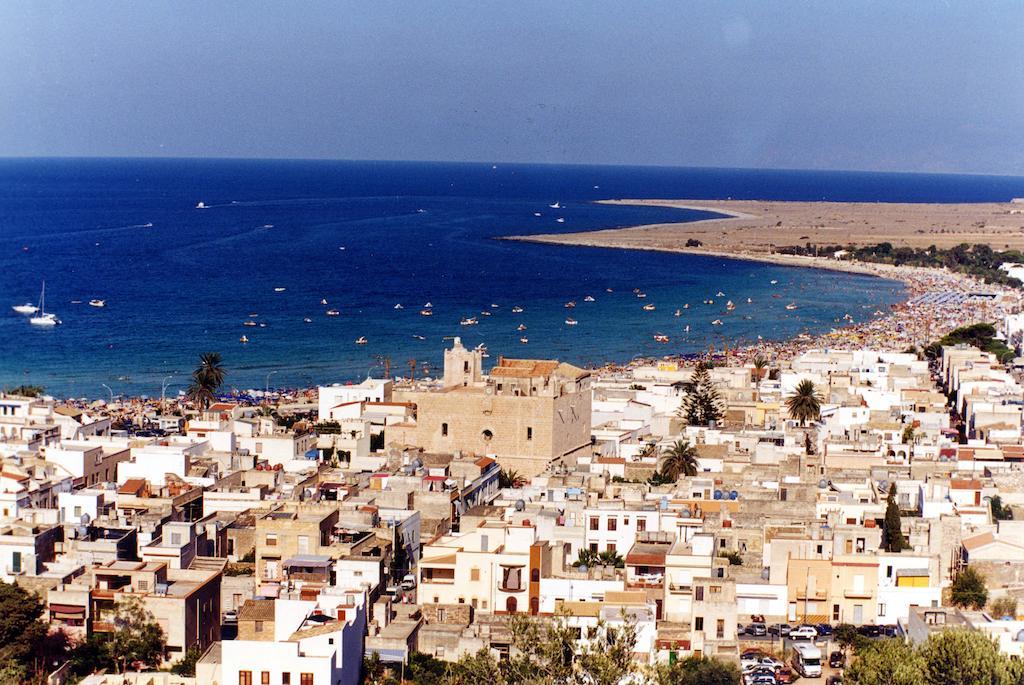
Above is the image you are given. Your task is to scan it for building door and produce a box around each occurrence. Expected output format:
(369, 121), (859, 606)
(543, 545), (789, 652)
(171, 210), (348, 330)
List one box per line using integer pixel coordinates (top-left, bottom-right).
(530, 597), (539, 615)
(506, 596), (517, 614)
(788, 602), (797, 622)
(265, 560), (279, 579)
(853, 604), (863, 625)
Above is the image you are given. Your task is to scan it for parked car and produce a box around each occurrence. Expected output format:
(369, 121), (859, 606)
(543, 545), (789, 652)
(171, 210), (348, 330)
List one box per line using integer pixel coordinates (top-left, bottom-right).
(400, 574), (417, 591)
(816, 623), (834, 636)
(768, 623), (792, 637)
(790, 625), (818, 640)
(829, 651), (845, 668)
(758, 656), (785, 670)
(826, 676), (843, 685)
(741, 652), (764, 672)
(776, 667), (796, 684)
(748, 622), (768, 637)
(881, 624), (900, 637)
(857, 624), (882, 638)
(223, 609), (238, 623)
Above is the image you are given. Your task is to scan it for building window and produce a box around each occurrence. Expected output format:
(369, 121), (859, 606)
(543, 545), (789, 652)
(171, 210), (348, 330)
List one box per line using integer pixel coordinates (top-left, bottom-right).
(482, 429), (493, 441)
(11, 552), (21, 574)
(282, 675), (291, 685)
(266, 534), (277, 546)
(262, 673), (270, 685)
(300, 675), (313, 685)
(716, 619), (725, 639)
(589, 543), (598, 553)
(636, 518), (646, 532)
(694, 617), (704, 632)
(137, 579), (148, 591)
(171, 533), (181, 545)
(878, 603), (886, 616)
(589, 517), (599, 531)
(464, 361), (469, 373)
(606, 542), (616, 553)
(607, 518), (617, 532)
(441, 423), (448, 437)
(694, 586), (704, 601)
(501, 567), (523, 592)
(239, 672), (253, 685)
(255, 621), (264, 633)
(531, 568), (540, 582)
(623, 516), (629, 526)
(74, 506), (82, 517)
(526, 427), (533, 441)
(471, 568), (480, 581)
(833, 604), (840, 621)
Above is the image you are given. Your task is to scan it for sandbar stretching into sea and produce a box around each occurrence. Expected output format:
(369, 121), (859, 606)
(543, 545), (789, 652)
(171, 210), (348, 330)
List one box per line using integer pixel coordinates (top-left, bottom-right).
(507, 199), (1024, 259)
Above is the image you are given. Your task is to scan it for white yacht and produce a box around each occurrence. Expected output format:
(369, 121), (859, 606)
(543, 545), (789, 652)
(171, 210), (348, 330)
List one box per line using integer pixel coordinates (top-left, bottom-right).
(11, 303), (38, 315)
(29, 282), (60, 327)
(196, 201), (207, 209)
(88, 299), (106, 308)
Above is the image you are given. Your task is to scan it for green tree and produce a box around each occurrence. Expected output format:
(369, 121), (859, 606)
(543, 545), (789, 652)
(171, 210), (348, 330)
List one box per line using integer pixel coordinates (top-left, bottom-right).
(187, 352), (226, 409)
(597, 550), (625, 568)
(884, 483), (906, 552)
(845, 637), (926, 685)
(834, 623), (866, 655)
(785, 379), (822, 426)
(681, 363), (723, 427)
(445, 648), (504, 685)
(109, 596), (166, 672)
(751, 357), (769, 400)
(951, 567), (989, 610)
(650, 655), (740, 685)
(171, 646), (202, 676)
(573, 547), (599, 568)
(6, 384), (45, 397)
(0, 581), (49, 681)
(659, 440), (699, 480)
(499, 468), (526, 489)
(989, 596), (1018, 619)
(990, 495), (1014, 521)
(920, 628), (1020, 685)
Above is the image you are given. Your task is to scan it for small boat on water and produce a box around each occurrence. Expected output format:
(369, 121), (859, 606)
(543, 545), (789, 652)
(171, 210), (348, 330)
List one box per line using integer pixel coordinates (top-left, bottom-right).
(274, 287), (286, 293)
(517, 324), (527, 331)
(460, 317), (478, 326)
(258, 322), (267, 328)
(511, 306), (524, 313)
(29, 282), (60, 327)
(355, 336), (368, 345)
(490, 303), (499, 308)
(239, 335), (249, 343)
(326, 309), (341, 317)
(642, 304), (656, 311)
(303, 317), (312, 323)
(549, 202), (561, 209)
(683, 303), (689, 309)
(243, 320), (257, 327)
(654, 334), (670, 343)
(419, 309), (433, 316)
(674, 309), (681, 317)
(746, 297), (753, 303)
(583, 295), (595, 302)
(726, 300), (735, 310)
(413, 334), (426, 340)
(712, 319), (723, 326)
(565, 318), (578, 325)
(606, 288), (613, 292)
(533, 212), (542, 217)
(321, 299), (328, 305)
(556, 218), (565, 223)
(248, 312), (259, 317)
(11, 303), (38, 315)
(394, 303), (403, 309)
(520, 337), (529, 344)
(88, 299), (106, 308)
(785, 303), (798, 310)
(480, 310), (491, 316)
(636, 292), (647, 298)
(716, 291), (725, 297)
(684, 325), (691, 332)
(196, 201), (207, 209)
(770, 279), (778, 285)
(564, 301), (576, 308)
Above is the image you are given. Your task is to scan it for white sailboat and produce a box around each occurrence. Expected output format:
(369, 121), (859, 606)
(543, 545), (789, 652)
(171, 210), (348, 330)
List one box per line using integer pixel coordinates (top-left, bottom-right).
(29, 282), (60, 327)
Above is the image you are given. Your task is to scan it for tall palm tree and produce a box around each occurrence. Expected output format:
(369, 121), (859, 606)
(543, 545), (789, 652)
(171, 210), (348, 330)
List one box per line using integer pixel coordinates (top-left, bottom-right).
(499, 468), (525, 489)
(752, 356), (768, 400)
(786, 379), (822, 426)
(659, 439), (699, 480)
(187, 352), (225, 410)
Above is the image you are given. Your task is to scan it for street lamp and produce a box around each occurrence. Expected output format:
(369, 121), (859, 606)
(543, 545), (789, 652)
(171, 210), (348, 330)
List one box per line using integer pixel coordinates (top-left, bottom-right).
(161, 375), (175, 413)
(265, 370), (279, 396)
(100, 383), (114, 404)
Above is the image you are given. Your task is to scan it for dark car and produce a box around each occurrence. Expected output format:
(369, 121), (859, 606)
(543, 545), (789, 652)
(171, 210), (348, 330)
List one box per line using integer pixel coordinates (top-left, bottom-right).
(881, 624), (900, 637)
(829, 651), (845, 668)
(768, 623), (792, 637)
(827, 677), (843, 685)
(748, 622), (768, 637)
(857, 624), (881, 638)
(816, 623), (834, 636)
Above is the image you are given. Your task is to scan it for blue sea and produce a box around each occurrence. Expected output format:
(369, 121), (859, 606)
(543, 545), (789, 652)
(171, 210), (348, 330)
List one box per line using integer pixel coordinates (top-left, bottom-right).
(2, 158), (1023, 399)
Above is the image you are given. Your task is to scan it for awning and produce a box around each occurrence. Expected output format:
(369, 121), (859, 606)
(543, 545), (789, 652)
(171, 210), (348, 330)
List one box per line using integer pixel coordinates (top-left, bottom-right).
(283, 556), (332, 569)
(50, 604), (86, 618)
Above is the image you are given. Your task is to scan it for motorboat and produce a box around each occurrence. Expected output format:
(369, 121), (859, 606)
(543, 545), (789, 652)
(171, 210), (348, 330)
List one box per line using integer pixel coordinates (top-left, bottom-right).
(11, 303), (38, 315)
(258, 322), (267, 328)
(413, 334), (426, 340)
(419, 309), (433, 316)
(274, 287), (286, 293)
(517, 324), (527, 331)
(785, 303), (798, 310)
(684, 325), (690, 332)
(460, 317), (478, 326)
(196, 201), (207, 209)
(326, 309), (341, 316)
(88, 299), (106, 308)
(549, 202), (561, 209)
(239, 335), (249, 343)
(674, 309), (681, 317)
(642, 304), (656, 311)
(726, 300), (735, 310)
(564, 301), (576, 308)
(519, 337), (529, 344)
(355, 337), (368, 345)
(565, 318), (578, 325)
(636, 292), (647, 298)
(303, 318), (312, 323)
(712, 319), (723, 325)
(770, 279), (778, 285)
(511, 306), (524, 313)
(654, 334), (670, 343)
(747, 298), (753, 303)
(556, 218), (565, 223)
(490, 303), (499, 308)
(321, 299), (328, 305)
(583, 295), (595, 302)
(243, 320), (257, 327)
(716, 291), (725, 297)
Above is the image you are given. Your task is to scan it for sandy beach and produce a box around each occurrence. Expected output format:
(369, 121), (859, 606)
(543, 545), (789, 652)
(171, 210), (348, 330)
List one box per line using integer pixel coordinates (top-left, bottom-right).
(507, 198), (1024, 256)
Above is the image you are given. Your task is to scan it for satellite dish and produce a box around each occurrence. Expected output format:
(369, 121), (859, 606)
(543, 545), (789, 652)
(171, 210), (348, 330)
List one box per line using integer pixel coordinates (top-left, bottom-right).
(515, 499), (526, 511)
(878, 480), (889, 492)
(818, 479), (828, 489)
(681, 508), (692, 517)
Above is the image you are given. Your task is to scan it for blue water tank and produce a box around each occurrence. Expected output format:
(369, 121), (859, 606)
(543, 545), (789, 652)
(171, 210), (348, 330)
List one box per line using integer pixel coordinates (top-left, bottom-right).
(713, 490), (723, 500)
(729, 490), (739, 500)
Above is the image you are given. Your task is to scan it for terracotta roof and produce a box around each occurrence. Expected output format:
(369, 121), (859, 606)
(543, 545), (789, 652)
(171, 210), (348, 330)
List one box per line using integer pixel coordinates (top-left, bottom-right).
(491, 359), (560, 378)
(207, 403), (237, 412)
(950, 479), (981, 490)
(238, 599), (276, 621)
(118, 478), (147, 495)
(962, 532), (996, 551)
(474, 456), (496, 469)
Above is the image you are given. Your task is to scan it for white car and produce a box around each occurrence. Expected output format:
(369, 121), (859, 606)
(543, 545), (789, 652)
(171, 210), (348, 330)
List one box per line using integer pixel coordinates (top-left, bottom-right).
(789, 625), (818, 640)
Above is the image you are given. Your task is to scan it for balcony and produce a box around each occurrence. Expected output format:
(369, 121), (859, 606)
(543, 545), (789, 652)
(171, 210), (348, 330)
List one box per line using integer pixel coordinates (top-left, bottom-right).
(668, 583), (693, 595)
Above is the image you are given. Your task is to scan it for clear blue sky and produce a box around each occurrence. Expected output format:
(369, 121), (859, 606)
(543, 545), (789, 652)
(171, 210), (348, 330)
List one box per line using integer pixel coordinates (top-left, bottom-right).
(1, 1), (1022, 174)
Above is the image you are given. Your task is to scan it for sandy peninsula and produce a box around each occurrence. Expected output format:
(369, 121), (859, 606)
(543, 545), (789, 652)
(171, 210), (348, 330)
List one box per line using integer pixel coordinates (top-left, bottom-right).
(505, 199), (1024, 259)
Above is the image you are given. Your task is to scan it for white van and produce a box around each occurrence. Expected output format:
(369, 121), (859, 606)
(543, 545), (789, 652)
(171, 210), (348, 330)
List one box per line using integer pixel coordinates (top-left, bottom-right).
(791, 642), (822, 678)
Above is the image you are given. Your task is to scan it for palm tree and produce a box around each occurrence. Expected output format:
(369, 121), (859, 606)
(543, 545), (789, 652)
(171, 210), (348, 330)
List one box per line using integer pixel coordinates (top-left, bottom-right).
(187, 352), (225, 410)
(786, 379), (822, 426)
(499, 468), (525, 489)
(659, 439), (699, 480)
(752, 356), (768, 400)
